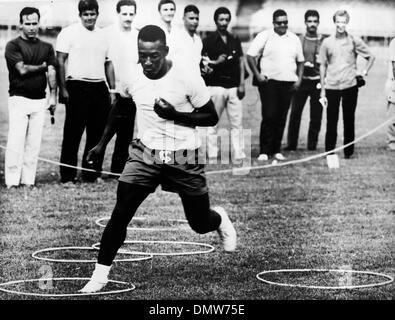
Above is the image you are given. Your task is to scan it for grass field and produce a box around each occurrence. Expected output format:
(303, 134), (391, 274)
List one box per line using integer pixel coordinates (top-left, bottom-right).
(0, 46), (394, 301)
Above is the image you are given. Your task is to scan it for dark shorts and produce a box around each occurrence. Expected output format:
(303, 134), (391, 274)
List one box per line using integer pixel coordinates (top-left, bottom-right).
(119, 140), (208, 196)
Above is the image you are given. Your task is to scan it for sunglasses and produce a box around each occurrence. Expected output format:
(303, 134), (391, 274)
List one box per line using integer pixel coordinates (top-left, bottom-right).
(274, 21), (288, 26)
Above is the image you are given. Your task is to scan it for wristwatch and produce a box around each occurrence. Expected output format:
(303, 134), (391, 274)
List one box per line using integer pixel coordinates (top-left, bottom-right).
(109, 88), (117, 94)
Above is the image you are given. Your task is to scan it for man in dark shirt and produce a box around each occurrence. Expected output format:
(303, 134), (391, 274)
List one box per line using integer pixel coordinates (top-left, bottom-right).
(4, 7), (57, 189)
(285, 10), (323, 151)
(202, 7), (246, 162)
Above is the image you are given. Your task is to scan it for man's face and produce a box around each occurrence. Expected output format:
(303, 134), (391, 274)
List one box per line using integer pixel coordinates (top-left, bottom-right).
(80, 9), (98, 30)
(305, 15), (319, 34)
(184, 11), (199, 33)
(118, 5), (136, 30)
(159, 3), (175, 23)
(273, 15), (288, 35)
(215, 13), (230, 33)
(21, 13), (40, 40)
(138, 40), (168, 78)
(335, 15), (348, 34)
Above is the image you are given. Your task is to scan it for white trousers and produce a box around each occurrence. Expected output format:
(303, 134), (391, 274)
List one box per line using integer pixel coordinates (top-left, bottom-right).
(206, 86), (245, 159)
(5, 96), (46, 186)
(385, 79), (395, 150)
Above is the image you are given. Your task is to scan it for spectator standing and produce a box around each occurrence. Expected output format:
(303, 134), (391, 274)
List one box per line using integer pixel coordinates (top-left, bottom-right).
(169, 5), (203, 75)
(56, 0), (116, 183)
(285, 10), (323, 151)
(103, 0), (138, 174)
(385, 37), (395, 151)
(4, 7), (57, 189)
(247, 9), (304, 162)
(202, 7), (246, 161)
(319, 10), (375, 159)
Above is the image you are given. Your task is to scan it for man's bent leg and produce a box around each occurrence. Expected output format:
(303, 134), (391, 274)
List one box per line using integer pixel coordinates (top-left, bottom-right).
(180, 192), (236, 252)
(80, 182), (151, 293)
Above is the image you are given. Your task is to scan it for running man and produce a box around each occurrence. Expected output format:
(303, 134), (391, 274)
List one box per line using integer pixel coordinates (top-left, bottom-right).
(4, 7), (57, 188)
(80, 25), (237, 293)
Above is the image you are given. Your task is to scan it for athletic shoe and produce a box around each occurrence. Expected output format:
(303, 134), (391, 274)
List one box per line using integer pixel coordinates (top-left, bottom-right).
(213, 206), (237, 252)
(274, 153), (286, 161)
(257, 154), (269, 161)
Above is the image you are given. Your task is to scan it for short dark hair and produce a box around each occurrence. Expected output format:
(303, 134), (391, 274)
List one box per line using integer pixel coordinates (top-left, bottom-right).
(184, 4), (199, 15)
(158, 0), (176, 12)
(138, 25), (167, 46)
(305, 9), (319, 21)
(78, 0), (99, 14)
(214, 7), (231, 22)
(19, 7), (40, 24)
(116, 0), (136, 13)
(273, 9), (287, 21)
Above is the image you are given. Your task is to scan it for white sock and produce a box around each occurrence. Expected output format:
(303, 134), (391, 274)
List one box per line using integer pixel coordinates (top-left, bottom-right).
(79, 263), (111, 293)
(91, 263), (111, 282)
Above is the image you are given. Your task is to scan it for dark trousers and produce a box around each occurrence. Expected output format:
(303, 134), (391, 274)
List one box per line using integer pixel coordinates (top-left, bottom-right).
(110, 96), (136, 174)
(60, 80), (110, 182)
(98, 182), (221, 265)
(325, 86), (359, 157)
(287, 79), (322, 150)
(258, 80), (294, 155)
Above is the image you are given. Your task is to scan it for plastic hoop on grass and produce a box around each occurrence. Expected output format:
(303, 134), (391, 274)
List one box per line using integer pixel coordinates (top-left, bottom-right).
(0, 277), (135, 297)
(92, 240), (215, 256)
(256, 269), (394, 290)
(95, 216), (189, 232)
(31, 246), (152, 263)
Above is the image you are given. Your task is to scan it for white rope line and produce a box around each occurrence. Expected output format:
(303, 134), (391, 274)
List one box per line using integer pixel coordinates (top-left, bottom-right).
(207, 115), (395, 175)
(1, 115), (394, 177)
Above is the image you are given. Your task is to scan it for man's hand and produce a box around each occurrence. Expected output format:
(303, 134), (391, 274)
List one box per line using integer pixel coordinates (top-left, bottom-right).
(291, 80), (302, 92)
(41, 61), (48, 71)
(109, 92), (117, 106)
(59, 88), (69, 104)
(237, 84), (245, 100)
(256, 74), (269, 85)
(211, 54), (227, 66)
(154, 98), (177, 120)
(319, 89), (328, 108)
(87, 144), (105, 166)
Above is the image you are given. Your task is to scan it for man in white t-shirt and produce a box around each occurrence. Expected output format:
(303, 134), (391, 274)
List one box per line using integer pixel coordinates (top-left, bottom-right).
(169, 4), (203, 75)
(247, 9), (304, 163)
(156, 0), (176, 38)
(386, 37), (395, 151)
(56, 0), (116, 183)
(103, 0), (138, 174)
(80, 25), (237, 293)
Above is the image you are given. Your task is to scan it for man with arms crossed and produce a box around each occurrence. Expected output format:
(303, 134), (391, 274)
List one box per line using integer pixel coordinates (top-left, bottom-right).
(5, 7), (57, 189)
(202, 7), (246, 161)
(80, 25), (237, 293)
